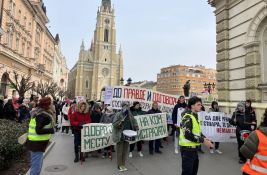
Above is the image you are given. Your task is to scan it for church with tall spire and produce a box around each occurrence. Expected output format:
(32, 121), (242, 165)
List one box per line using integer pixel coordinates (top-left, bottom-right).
(68, 0), (124, 100)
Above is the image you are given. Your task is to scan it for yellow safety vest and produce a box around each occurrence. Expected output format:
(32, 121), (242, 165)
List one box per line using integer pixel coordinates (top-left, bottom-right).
(179, 113), (201, 147)
(28, 116), (52, 141)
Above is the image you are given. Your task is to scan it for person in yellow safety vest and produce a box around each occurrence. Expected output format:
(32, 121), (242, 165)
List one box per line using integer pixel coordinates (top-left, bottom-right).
(179, 96), (213, 175)
(25, 97), (55, 175)
(240, 108), (267, 175)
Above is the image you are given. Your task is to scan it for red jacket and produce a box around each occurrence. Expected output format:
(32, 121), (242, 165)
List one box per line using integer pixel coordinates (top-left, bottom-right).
(70, 111), (91, 130)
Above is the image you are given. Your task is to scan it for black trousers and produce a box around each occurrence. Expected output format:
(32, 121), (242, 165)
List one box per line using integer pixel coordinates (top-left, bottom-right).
(211, 142), (220, 149)
(74, 131), (81, 154)
(236, 131), (246, 162)
(181, 148), (199, 175)
(62, 126), (69, 134)
(149, 139), (161, 152)
(130, 141), (142, 152)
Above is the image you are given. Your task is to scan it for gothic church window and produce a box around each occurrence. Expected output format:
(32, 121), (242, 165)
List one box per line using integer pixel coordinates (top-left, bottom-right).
(104, 29), (109, 42)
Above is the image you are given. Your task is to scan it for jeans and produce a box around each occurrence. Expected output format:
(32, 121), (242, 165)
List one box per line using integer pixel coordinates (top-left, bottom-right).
(30, 151), (44, 175)
(149, 139), (161, 152)
(181, 148), (199, 175)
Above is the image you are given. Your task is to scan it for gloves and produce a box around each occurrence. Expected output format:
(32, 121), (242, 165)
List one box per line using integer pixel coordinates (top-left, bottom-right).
(79, 122), (86, 129)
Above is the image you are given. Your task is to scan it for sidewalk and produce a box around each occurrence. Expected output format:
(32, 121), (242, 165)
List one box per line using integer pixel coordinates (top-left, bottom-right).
(41, 133), (242, 175)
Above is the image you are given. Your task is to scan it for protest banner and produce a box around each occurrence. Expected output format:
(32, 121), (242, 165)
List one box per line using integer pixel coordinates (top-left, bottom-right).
(198, 112), (237, 143)
(81, 123), (114, 152)
(135, 113), (168, 141)
(104, 86), (179, 112)
(76, 96), (86, 103)
(81, 113), (168, 152)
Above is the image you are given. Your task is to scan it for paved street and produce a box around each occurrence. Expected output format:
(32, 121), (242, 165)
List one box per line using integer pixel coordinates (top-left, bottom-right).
(41, 133), (242, 175)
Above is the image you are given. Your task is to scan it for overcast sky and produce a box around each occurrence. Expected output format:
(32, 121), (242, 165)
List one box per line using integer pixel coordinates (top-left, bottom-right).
(43, 0), (216, 82)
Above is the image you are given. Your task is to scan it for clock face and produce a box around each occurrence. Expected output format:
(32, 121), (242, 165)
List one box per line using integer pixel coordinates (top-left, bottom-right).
(105, 19), (110, 24)
(102, 68), (110, 77)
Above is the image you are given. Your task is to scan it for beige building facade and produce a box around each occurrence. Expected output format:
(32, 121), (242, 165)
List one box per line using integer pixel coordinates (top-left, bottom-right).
(0, 0), (56, 97)
(208, 0), (267, 119)
(53, 34), (69, 91)
(68, 0), (123, 100)
(157, 65), (217, 96)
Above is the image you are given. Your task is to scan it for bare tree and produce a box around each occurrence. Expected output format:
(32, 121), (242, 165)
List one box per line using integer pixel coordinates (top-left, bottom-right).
(58, 90), (67, 100)
(7, 71), (34, 98)
(34, 81), (51, 98)
(49, 82), (61, 101)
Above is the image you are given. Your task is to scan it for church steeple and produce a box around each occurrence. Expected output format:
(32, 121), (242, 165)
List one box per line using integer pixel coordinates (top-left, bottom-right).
(102, 0), (111, 8)
(80, 40), (85, 51)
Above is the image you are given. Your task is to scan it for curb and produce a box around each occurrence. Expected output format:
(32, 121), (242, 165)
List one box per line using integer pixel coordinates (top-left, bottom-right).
(25, 141), (56, 175)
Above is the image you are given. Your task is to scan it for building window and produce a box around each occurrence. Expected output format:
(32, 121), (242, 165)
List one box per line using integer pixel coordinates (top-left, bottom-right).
(16, 35), (19, 51)
(28, 22), (32, 31)
(23, 16), (27, 26)
(27, 45), (30, 58)
(18, 10), (21, 21)
(86, 80), (89, 89)
(104, 29), (109, 42)
(36, 26), (41, 44)
(8, 31), (13, 48)
(22, 42), (25, 56)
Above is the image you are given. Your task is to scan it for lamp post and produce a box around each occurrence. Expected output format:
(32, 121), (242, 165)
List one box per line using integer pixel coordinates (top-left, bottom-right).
(126, 78), (132, 86)
(204, 82), (216, 94)
(120, 78), (124, 86)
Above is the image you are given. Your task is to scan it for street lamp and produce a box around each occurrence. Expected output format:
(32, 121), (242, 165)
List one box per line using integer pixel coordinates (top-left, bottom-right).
(126, 78), (132, 86)
(203, 82), (216, 94)
(120, 78), (124, 86)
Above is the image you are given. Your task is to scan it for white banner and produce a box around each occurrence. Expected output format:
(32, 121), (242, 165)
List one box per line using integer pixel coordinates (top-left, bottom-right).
(81, 113), (168, 152)
(135, 113), (168, 141)
(177, 108), (186, 126)
(198, 112), (237, 143)
(81, 123), (114, 152)
(104, 86), (179, 112)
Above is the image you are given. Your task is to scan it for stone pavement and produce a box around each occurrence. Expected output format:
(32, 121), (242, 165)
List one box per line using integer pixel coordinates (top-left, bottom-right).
(41, 133), (242, 175)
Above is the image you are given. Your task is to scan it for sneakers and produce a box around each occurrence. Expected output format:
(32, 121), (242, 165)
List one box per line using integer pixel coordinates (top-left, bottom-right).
(118, 166), (124, 172)
(210, 149), (214, 154)
(118, 166), (128, 172)
(129, 151), (144, 157)
(175, 148), (179, 154)
(215, 149), (223, 154)
(121, 166), (128, 171)
(129, 152), (133, 158)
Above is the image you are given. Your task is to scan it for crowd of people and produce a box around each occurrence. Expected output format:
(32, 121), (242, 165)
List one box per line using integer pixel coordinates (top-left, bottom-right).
(1, 92), (267, 175)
